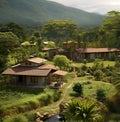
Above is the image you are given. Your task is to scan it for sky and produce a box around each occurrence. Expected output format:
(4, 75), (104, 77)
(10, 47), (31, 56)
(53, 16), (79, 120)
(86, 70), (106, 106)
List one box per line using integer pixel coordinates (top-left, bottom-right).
(48, 0), (120, 14)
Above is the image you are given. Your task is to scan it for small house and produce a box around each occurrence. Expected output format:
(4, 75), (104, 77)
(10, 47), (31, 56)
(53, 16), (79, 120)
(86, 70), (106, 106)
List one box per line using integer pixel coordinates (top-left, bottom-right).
(2, 57), (67, 88)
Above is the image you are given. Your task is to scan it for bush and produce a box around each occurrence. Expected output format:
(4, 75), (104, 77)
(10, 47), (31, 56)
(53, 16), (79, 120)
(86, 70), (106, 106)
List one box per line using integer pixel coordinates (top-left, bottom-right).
(72, 82), (83, 97)
(38, 93), (50, 106)
(93, 69), (104, 81)
(0, 105), (6, 118)
(96, 89), (106, 103)
(53, 91), (61, 102)
(17, 104), (27, 113)
(3, 115), (28, 122)
(28, 100), (39, 109)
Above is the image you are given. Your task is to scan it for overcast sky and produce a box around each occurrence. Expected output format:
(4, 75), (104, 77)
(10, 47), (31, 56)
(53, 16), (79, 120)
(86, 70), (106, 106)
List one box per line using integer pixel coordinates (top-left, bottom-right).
(48, 0), (120, 14)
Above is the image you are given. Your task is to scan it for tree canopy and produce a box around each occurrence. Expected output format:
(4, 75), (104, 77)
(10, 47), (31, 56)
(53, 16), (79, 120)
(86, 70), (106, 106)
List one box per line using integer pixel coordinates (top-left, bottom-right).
(41, 20), (78, 43)
(53, 55), (71, 71)
(0, 32), (19, 55)
(102, 11), (120, 48)
(0, 22), (26, 41)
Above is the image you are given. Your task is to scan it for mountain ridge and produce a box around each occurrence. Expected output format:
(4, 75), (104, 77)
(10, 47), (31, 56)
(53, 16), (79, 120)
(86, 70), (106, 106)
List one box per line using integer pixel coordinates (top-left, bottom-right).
(0, 0), (105, 27)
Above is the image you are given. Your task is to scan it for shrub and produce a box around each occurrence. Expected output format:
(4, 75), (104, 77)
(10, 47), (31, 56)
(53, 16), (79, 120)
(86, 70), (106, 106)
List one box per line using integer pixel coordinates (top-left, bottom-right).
(17, 104), (28, 113)
(53, 91), (61, 102)
(28, 100), (39, 109)
(0, 105), (6, 118)
(96, 89), (106, 103)
(108, 94), (120, 113)
(81, 65), (88, 71)
(93, 69), (104, 81)
(3, 115), (28, 122)
(83, 59), (87, 64)
(72, 82), (83, 97)
(38, 93), (50, 106)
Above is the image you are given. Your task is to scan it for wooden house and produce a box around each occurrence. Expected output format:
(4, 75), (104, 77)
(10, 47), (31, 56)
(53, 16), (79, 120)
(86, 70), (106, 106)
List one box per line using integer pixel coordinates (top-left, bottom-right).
(2, 57), (67, 88)
(76, 48), (120, 61)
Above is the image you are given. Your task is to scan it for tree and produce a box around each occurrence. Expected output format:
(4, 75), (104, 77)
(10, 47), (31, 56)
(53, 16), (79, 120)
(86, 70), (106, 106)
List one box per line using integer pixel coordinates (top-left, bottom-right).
(72, 82), (83, 97)
(108, 71), (120, 113)
(101, 11), (120, 48)
(64, 98), (107, 122)
(0, 22), (26, 40)
(41, 20), (78, 43)
(0, 32), (19, 55)
(0, 55), (7, 72)
(53, 55), (71, 71)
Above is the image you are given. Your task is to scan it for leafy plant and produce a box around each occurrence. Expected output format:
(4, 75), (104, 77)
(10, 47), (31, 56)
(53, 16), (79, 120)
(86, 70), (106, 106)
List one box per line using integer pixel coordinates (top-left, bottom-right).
(64, 98), (107, 122)
(72, 82), (83, 97)
(96, 89), (106, 103)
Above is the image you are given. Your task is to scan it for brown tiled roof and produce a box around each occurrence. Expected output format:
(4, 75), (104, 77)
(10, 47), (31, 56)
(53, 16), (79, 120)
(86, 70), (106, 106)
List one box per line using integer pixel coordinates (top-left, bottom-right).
(27, 57), (47, 64)
(53, 70), (68, 76)
(39, 64), (58, 70)
(2, 65), (51, 76)
(76, 48), (120, 53)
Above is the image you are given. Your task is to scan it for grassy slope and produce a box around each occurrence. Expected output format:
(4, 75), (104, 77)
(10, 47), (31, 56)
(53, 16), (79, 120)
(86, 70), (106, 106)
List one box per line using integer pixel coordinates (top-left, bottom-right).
(72, 61), (115, 67)
(2, 75), (116, 121)
(0, 0), (105, 27)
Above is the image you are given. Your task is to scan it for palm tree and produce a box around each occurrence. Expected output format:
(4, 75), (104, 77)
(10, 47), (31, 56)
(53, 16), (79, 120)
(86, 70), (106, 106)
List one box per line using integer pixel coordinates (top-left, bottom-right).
(112, 71), (120, 94)
(64, 98), (107, 122)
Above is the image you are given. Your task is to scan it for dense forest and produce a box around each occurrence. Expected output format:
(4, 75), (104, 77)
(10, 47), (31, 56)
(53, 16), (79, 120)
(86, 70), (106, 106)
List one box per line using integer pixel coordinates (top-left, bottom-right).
(0, 10), (120, 72)
(0, 0), (104, 27)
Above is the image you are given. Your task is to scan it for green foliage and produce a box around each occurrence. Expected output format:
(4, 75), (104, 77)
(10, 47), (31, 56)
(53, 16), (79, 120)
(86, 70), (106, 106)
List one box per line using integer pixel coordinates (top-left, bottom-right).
(102, 11), (120, 48)
(72, 82), (83, 96)
(42, 41), (56, 48)
(53, 55), (71, 70)
(0, 0), (104, 27)
(111, 71), (120, 93)
(53, 90), (61, 102)
(3, 115), (28, 122)
(0, 32), (19, 55)
(96, 89), (106, 103)
(0, 55), (7, 72)
(64, 98), (106, 122)
(41, 20), (78, 43)
(0, 22), (26, 40)
(93, 70), (103, 81)
(93, 70), (104, 81)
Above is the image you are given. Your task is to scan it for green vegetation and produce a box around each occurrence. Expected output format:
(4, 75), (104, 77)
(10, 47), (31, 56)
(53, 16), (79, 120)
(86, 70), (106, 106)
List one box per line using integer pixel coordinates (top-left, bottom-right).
(53, 55), (71, 71)
(0, 0), (104, 27)
(3, 115), (28, 122)
(0, 2), (119, 121)
(72, 60), (115, 68)
(41, 20), (78, 42)
(64, 98), (107, 122)
(0, 87), (61, 119)
(72, 82), (83, 97)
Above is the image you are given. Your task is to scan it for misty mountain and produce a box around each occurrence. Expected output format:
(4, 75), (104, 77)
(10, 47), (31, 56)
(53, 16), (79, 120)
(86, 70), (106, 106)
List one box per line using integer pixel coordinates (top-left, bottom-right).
(0, 0), (105, 27)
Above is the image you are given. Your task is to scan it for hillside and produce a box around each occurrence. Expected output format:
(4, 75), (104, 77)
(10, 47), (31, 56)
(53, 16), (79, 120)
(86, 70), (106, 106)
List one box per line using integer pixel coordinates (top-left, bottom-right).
(0, 0), (105, 27)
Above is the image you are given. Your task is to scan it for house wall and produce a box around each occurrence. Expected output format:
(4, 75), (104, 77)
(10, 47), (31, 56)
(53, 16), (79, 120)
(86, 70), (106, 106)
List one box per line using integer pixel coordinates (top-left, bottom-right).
(26, 76), (46, 86)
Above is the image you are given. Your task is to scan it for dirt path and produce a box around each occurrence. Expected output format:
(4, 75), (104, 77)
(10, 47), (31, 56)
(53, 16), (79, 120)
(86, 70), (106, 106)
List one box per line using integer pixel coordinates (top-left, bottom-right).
(32, 77), (77, 115)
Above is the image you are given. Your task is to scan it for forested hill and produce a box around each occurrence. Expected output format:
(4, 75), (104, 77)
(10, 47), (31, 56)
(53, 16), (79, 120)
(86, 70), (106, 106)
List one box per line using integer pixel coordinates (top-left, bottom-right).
(0, 0), (105, 27)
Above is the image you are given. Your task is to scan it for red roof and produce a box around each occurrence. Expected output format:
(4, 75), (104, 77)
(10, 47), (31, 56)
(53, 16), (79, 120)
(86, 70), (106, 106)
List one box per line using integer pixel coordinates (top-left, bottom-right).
(76, 48), (119, 53)
(2, 65), (51, 76)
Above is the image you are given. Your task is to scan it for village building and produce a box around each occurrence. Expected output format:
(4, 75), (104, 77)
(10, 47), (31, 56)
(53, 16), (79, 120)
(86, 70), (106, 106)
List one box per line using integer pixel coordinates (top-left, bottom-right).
(76, 48), (120, 61)
(2, 57), (68, 88)
(42, 41), (120, 61)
